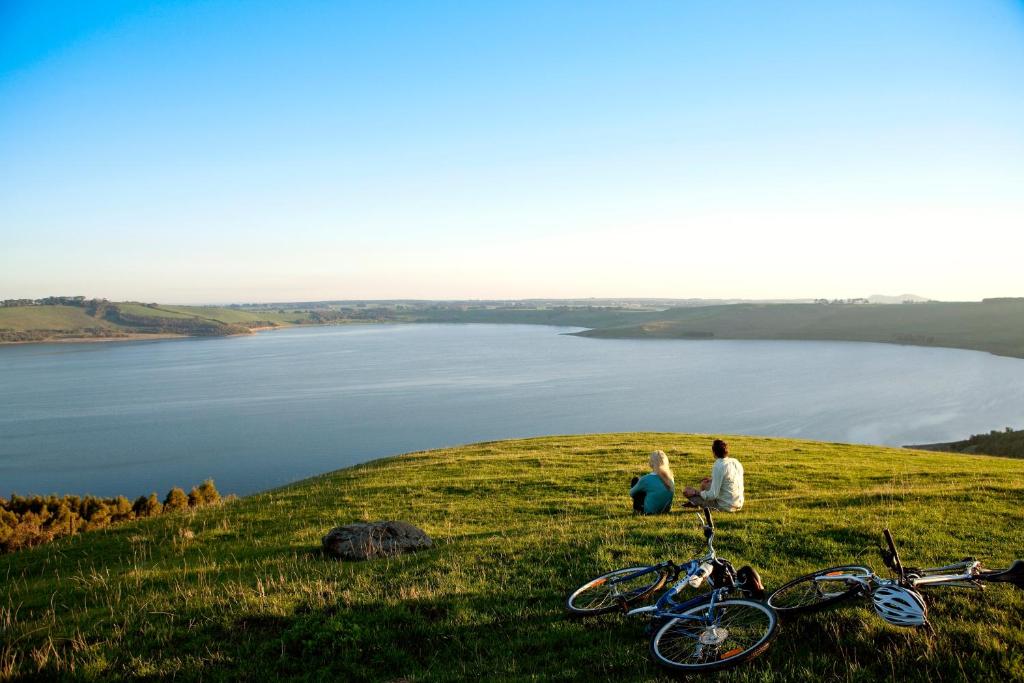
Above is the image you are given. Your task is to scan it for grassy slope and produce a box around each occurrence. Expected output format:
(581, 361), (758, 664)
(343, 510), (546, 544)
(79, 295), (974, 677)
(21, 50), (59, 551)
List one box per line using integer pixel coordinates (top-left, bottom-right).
(115, 303), (198, 319)
(2, 433), (1023, 681)
(0, 306), (122, 332)
(576, 302), (1024, 359)
(160, 306), (302, 325)
(0, 304), (303, 340)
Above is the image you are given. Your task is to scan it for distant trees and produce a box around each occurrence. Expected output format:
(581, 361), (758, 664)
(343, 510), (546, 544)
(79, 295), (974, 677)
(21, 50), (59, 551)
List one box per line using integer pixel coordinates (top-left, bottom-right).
(0, 480), (224, 553)
(1, 296), (99, 308)
(948, 427), (1024, 459)
(306, 307), (396, 324)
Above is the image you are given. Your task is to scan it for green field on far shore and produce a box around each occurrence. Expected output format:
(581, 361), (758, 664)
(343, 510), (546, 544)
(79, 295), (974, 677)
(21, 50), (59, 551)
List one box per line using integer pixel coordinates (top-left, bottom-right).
(3, 433), (1022, 681)
(0, 301), (306, 342)
(574, 301), (1024, 359)
(159, 305), (301, 325)
(0, 305), (122, 332)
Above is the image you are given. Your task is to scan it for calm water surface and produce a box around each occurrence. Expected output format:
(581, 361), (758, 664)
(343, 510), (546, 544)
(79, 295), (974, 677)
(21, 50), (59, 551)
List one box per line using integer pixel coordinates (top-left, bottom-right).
(2, 324), (1023, 497)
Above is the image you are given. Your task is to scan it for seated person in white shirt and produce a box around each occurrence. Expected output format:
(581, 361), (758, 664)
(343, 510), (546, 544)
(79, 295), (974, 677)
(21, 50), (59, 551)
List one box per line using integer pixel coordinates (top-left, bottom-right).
(683, 439), (744, 512)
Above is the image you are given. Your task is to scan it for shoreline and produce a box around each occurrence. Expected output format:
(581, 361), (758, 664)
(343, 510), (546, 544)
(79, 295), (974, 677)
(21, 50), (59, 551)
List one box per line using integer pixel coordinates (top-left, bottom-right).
(0, 325), (294, 347)
(0, 332), (190, 345)
(1, 322), (1023, 361)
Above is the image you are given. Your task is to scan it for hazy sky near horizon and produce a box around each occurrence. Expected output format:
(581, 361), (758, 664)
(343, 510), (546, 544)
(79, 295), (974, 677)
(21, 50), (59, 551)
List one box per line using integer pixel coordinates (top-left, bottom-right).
(2, 1), (1023, 303)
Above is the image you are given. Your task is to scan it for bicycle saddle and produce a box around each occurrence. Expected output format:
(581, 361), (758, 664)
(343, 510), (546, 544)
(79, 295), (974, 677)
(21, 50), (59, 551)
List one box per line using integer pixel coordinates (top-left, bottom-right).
(736, 565), (766, 600)
(981, 560), (1024, 588)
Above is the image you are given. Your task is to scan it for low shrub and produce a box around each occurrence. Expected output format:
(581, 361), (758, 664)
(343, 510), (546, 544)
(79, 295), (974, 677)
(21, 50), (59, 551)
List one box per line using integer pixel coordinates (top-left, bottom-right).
(0, 480), (224, 553)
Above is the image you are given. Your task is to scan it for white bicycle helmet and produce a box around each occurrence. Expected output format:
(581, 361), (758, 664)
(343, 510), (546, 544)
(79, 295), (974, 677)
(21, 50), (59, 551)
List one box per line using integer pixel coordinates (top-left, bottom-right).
(871, 585), (928, 627)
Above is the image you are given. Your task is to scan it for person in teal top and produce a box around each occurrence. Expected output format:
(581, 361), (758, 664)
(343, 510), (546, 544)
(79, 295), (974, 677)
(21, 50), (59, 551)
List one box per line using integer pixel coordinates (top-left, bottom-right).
(629, 450), (675, 515)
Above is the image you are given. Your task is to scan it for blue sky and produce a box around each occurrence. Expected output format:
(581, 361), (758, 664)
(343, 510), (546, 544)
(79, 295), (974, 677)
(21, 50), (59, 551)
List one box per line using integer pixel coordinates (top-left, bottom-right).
(2, 1), (1022, 302)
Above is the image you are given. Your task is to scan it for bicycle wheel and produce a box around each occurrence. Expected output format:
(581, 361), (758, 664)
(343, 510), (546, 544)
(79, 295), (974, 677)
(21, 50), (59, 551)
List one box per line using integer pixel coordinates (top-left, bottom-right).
(767, 565), (871, 614)
(650, 598), (778, 673)
(566, 565), (669, 616)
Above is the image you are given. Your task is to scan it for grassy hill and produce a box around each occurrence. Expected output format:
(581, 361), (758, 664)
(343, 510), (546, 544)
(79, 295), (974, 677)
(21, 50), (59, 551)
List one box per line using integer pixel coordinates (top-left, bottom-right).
(0, 301), (308, 343)
(0, 305), (123, 335)
(2, 433), (1022, 681)
(158, 305), (300, 325)
(575, 301), (1024, 359)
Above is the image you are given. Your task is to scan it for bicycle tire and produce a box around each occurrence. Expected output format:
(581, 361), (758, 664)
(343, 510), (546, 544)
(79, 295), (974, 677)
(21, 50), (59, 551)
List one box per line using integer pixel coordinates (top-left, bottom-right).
(767, 565), (870, 615)
(649, 598), (778, 673)
(566, 565), (669, 617)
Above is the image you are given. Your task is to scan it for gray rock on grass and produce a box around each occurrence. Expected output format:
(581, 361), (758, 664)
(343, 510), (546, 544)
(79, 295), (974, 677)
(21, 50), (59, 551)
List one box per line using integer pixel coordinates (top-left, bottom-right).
(322, 520), (432, 560)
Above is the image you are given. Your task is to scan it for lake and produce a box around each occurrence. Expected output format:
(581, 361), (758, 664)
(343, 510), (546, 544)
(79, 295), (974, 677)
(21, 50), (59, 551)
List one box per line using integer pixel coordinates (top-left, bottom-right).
(2, 324), (1023, 498)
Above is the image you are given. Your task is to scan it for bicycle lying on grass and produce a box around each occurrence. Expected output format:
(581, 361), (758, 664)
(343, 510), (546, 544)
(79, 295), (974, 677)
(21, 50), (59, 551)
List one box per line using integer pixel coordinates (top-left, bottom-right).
(566, 509), (778, 674)
(767, 527), (1024, 629)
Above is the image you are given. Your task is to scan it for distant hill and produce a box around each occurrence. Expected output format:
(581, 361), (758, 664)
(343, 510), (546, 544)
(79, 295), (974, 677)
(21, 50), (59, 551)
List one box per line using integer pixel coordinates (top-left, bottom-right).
(908, 427), (1024, 459)
(867, 293), (932, 304)
(0, 298), (308, 343)
(574, 300), (1024, 359)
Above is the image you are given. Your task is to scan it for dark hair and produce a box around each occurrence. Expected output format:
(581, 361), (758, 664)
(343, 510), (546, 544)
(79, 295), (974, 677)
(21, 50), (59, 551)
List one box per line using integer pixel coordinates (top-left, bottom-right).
(712, 439), (728, 458)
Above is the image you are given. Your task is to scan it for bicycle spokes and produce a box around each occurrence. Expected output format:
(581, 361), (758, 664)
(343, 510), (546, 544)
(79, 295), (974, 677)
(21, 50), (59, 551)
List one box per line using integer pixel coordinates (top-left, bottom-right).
(657, 602), (774, 665)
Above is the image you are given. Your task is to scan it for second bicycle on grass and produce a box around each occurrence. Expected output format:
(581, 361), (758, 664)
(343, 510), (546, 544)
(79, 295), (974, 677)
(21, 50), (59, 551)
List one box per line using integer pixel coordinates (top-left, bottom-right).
(767, 527), (1024, 629)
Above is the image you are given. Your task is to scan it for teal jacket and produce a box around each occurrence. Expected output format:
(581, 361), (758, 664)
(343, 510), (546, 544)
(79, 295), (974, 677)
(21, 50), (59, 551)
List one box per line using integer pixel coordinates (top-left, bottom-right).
(630, 473), (674, 514)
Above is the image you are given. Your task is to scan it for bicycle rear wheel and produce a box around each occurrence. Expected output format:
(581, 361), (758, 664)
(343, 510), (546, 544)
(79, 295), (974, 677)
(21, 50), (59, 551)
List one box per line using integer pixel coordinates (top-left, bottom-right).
(650, 598), (778, 673)
(767, 565), (870, 615)
(566, 565), (669, 616)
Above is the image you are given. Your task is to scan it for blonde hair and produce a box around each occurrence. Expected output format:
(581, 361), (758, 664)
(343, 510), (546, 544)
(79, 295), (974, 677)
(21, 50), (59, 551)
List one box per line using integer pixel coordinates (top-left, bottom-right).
(649, 450), (674, 490)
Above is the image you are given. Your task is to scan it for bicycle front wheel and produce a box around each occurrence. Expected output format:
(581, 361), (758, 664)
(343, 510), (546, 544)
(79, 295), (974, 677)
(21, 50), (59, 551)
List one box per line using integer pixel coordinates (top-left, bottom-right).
(650, 598), (778, 673)
(566, 566), (669, 616)
(767, 565), (871, 615)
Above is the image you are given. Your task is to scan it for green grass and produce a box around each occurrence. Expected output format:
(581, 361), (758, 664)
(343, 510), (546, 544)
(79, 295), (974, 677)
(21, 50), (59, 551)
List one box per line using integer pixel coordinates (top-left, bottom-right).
(3, 433), (1023, 681)
(116, 303), (199, 319)
(160, 306), (302, 325)
(116, 303), (299, 325)
(577, 301), (1024, 359)
(0, 306), (121, 333)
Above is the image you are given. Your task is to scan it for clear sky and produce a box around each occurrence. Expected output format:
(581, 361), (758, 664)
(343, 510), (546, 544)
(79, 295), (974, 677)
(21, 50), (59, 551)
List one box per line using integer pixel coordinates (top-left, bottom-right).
(1, 1), (1022, 303)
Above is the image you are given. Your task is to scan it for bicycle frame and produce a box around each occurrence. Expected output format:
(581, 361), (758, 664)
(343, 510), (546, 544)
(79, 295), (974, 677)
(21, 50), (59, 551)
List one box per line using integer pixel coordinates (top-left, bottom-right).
(619, 509), (732, 622)
(812, 530), (987, 593)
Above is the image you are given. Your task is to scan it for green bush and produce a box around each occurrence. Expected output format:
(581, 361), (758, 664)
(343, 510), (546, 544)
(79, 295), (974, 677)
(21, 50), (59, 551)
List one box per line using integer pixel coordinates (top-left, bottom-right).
(1, 481), (225, 553)
(164, 487), (189, 511)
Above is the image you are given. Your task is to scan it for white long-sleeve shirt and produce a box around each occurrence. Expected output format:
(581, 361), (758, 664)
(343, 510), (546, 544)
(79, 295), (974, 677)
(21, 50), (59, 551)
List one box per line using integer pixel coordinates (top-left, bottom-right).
(700, 456), (744, 512)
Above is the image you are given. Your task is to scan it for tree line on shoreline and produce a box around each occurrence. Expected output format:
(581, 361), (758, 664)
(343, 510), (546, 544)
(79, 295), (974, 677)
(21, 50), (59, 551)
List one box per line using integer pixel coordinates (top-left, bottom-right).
(935, 428), (1024, 459)
(0, 480), (226, 553)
